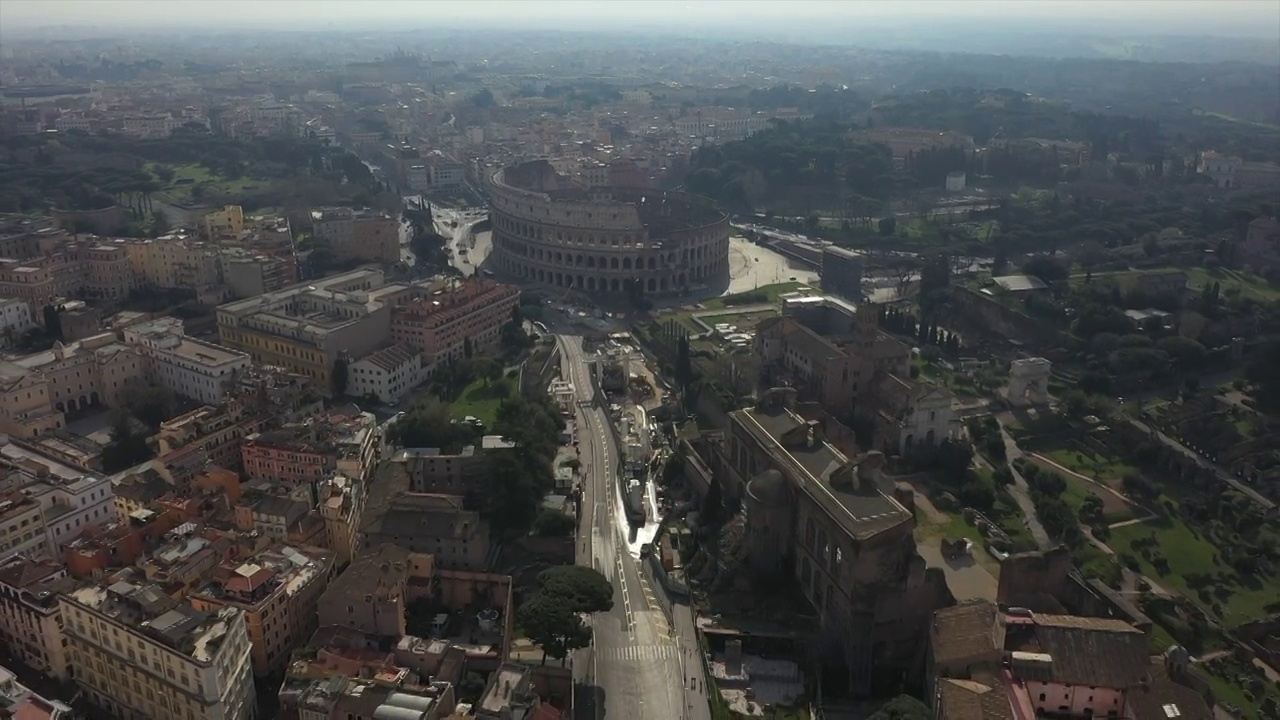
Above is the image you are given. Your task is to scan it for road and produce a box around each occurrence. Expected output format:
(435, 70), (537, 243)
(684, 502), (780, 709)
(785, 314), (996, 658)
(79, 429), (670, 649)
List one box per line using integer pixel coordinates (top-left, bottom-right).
(560, 336), (704, 720)
(998, 424), (1053, 550)
(431, 207), (488, 277)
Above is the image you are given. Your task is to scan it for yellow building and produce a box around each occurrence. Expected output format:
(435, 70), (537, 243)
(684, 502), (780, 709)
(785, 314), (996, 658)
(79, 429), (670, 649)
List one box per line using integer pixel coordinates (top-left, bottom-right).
(203, 205), (246, 239)
(0, 362), (64, 439)
(216, 269), (395, 392)
(123, 236), (222, 289)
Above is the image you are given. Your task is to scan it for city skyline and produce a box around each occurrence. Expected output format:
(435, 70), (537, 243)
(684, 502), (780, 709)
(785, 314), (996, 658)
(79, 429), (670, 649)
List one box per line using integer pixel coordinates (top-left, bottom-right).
(2, 0), (1277, 39)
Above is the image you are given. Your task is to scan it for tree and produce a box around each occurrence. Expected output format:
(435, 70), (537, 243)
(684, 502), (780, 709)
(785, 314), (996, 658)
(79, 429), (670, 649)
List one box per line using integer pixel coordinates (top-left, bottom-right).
(120, 381), (176, 429)
(1156, 336), (1207, 373)
(867, 695), (931, 720)
(533, 510), (577, 537)
(1246, 339), (1280, 414)
(992, 242), (1009, 276)
(701, 475), (725, 527)
(1022, 255), (1070, 284)
(463, 336), (474, 360)
(332, 357), (349, 397)
(518, 593), (592, 664)
(675, 335), (692, 392)
(535, 566), (614, 614)
(483, 448), (545, 536)
(518, 565), (613, 665)
(101, 411), (155, 472)
(42, 305), (63, 341)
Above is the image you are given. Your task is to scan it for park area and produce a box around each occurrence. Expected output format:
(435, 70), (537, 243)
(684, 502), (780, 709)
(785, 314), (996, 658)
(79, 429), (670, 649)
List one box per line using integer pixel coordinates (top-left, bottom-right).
(150, 162), (272, 205)
(1109, 509), (1280, 628)
(447, 377), (508, 427)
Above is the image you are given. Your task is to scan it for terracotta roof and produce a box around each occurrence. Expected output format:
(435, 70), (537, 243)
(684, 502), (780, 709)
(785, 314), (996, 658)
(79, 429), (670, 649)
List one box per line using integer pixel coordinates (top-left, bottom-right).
(936, 675), (1015, 720)
(1126, 661), (1213, 720)
(0, 556), (64, 590)
(1031, 614), (1149, 688)
(932, 599), (1000, 666)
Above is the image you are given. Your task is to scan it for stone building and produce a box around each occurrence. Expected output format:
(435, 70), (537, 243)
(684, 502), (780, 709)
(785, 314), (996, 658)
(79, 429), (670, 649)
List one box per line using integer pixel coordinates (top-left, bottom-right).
(722, 388), (954, 695)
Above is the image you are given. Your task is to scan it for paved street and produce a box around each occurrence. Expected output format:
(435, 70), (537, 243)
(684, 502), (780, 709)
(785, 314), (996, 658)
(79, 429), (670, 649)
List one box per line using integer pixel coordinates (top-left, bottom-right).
(559, 336), (704, 720)
(998, 424), (1053, 549)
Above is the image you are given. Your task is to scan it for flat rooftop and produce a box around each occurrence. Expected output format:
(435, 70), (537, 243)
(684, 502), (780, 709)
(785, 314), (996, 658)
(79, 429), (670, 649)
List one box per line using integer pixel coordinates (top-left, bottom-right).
(735, 404), (909, 539)
(67, 579), (240, 663)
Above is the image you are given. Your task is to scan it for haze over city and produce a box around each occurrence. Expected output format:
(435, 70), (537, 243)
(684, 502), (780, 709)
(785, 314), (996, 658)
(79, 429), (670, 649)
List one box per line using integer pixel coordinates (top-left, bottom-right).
(0, 2), (1277, 720)
(3, 0), (1279, 39)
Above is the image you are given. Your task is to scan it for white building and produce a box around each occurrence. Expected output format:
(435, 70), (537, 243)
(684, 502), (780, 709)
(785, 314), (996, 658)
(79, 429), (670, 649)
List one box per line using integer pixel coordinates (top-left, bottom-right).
(2, 442), (114, 554)
(898, 385), (958, 454)
(348, 344), (427, 405)
(61, 578), (256, 720)
(0, 297), (33, 336)
(945, 171), (967, 192)
(123, 318), (250, 404)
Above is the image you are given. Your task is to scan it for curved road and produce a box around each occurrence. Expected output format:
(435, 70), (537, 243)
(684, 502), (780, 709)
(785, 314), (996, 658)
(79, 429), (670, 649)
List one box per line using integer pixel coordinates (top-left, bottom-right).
(560, 336), (703, 720)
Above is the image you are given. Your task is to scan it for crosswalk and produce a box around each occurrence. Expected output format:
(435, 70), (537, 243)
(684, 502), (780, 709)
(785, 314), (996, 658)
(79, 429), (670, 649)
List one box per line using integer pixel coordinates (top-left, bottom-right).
(599, 644), (678, 662)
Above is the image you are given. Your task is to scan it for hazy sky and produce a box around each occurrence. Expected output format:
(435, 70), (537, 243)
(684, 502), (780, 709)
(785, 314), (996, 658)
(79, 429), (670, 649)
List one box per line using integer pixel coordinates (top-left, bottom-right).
(2, 0), (1278, 38)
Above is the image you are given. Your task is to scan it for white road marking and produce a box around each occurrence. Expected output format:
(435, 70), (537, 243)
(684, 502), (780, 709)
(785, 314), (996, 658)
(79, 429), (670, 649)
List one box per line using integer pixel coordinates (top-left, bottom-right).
(600, 644), (678, 661)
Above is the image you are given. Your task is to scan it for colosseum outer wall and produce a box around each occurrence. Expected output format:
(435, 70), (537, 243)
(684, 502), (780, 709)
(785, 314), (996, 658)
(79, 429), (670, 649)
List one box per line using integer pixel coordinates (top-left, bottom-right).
(487, 161), (731, 295)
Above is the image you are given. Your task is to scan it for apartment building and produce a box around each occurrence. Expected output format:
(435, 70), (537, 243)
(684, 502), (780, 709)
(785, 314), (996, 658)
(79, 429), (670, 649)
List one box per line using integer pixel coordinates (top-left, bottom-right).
(315, 544), (426, 638)
(311, 207), (400, 264)
(12, 332), (147, 412)
(317, 474), (364, 568)
(76, 244), (135, 300)
(0, 359), (64, 439)
(221, 250), (296, 299)
(2, 442), (115, 558)
(241, 410), (379, 486)
(0, 555), (72, 680)
(391, 436), (515, 495)
(123, 235), (223, 289)
(121, 113), (182, 138)
(216, 269), (396, 390)
(203, 206), (245, 239)
(189, 544), (335, 676)
(0, 296), (34, 334)
(348, 343), (428, 404)
(60, 575), (255, 720)
(0, 493), (50, 558)
(122, 317), (250, 404)
(390, 279), (519, 364)
(156, 400), (266, 472)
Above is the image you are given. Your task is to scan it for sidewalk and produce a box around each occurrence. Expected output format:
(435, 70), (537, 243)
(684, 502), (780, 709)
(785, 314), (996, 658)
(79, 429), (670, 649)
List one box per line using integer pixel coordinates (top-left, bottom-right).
(673, 601), (713, 720)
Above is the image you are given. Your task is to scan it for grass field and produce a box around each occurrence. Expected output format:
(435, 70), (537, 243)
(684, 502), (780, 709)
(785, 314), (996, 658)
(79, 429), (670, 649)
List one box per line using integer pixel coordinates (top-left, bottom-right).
(449, 378), (506, 427)
(1184, 266), (1280, 303)
(702, 281), (814, 310)
(150, 162), (271, 205)
(1110, 513), (1280, 627)
(1043, 447), (1136, 485)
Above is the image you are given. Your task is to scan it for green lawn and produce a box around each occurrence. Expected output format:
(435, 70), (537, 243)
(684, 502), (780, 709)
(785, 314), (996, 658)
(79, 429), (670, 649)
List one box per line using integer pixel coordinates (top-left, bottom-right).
(150, 162), (271, 204)
(1043, 447), (1136, 483)
(1110, 513), (1280, 627)
(703, 281), (814, 310)
(1185, 266), (1280, 303)
(1199, 661), (1269, 720)
(449, 378), (506, 427)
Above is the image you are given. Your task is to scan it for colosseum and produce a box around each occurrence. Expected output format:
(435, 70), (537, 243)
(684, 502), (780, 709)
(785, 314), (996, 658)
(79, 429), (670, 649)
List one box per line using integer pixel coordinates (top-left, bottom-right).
(487, 160), (731, 295)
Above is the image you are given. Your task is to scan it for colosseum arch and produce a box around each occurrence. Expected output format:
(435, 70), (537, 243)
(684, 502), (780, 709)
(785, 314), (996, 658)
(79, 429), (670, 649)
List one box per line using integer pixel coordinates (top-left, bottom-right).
(487, 160), (730, 297)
